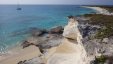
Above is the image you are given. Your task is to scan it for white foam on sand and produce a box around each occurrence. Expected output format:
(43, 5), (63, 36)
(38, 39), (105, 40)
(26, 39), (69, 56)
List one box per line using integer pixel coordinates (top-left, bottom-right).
(0, 42), (23, 61)
(83, 6), (113, 15)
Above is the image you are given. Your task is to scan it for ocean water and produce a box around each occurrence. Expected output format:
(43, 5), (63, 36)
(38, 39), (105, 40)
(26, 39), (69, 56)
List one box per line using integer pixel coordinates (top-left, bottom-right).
(0, 5), (96, 53)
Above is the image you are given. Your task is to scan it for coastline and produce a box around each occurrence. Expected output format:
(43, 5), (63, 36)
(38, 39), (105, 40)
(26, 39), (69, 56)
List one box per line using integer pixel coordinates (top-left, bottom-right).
(0, 44), (22, 61)
(0, 5), (96, 58)
(0, 5), (113, 64)
(0, 42), (23, 61)
(0, 26), (64, 63)
(0, 6), (108, 62)
(82, 6), (113, 15)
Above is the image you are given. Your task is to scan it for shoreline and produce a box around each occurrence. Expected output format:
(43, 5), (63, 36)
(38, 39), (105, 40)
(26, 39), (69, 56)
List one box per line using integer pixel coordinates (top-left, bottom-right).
(0, 5), (113, 64)
(0, 6), (108, 62)
(0, 26), (64, 63)
(82, 6), (113, 15)
(0, 43), (23, 61)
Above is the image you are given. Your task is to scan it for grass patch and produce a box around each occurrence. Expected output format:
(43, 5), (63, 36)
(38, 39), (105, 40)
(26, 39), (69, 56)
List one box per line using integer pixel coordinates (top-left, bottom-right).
(93, 55), (113, 64)
(95, 55), (107, 64)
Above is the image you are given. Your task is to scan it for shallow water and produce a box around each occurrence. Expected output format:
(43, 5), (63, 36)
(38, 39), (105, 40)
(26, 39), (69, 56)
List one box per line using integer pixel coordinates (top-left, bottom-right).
(0, 5), (96, 53)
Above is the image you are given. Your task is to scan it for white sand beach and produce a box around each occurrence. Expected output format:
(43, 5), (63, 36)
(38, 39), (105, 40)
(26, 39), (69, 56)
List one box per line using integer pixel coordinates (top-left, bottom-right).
(0, 45), (41, 64)
(83, 6), (112, 15)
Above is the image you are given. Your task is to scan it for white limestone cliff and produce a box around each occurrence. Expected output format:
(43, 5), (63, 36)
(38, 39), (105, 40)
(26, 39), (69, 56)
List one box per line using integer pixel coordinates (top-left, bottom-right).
(46, 16), (88, 64)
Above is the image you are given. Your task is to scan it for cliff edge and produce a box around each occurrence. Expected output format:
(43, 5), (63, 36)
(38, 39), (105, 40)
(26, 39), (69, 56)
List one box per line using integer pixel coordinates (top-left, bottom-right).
(46, 16), (88, 64)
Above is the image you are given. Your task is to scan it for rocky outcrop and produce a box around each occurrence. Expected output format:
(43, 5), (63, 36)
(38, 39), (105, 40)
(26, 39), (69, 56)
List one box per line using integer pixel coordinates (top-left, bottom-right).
(30, 28), (47, 37)
(46, 16), (88, 64)
(21, 40), (36, 48)
(49, 26), (63, 34)
(63, 16), (81, 40)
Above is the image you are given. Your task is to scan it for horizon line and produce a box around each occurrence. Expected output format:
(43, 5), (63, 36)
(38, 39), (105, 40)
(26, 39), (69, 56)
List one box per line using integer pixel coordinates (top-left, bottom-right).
(0, 4), (113, 6)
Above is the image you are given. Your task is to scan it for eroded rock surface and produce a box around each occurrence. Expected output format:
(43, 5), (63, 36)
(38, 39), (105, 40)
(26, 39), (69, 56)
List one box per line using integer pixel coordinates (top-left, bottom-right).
(46, 16), (88, 64)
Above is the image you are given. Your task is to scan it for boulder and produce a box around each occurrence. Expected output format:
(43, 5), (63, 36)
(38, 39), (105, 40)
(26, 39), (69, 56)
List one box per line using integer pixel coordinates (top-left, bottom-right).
(49, 26), (63, 34)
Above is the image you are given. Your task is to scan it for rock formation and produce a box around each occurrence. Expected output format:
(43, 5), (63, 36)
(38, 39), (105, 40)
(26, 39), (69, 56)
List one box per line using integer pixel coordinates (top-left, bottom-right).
(49, 26), (63, 34)
(30, 28), (47, 37)
(63, 16), (82, 41)
(46, 16), (88, 64)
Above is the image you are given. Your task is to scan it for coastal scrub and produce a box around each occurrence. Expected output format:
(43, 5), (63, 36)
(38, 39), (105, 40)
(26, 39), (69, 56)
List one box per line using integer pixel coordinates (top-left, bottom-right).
(83, 14), (113, 39)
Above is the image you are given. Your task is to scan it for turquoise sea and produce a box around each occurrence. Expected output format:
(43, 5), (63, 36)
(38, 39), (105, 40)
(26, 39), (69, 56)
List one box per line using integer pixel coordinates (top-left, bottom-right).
(0, 5), (96, 53)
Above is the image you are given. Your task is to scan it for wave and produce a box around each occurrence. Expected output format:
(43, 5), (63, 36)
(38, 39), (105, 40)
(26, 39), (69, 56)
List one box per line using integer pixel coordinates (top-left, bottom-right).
(0, 43), (8, 54)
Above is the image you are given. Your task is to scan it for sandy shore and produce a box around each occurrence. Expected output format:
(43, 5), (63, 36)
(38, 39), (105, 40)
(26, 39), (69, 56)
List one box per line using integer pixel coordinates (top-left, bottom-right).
(83, 6), (112, 15)
(0, 45), (41, 64)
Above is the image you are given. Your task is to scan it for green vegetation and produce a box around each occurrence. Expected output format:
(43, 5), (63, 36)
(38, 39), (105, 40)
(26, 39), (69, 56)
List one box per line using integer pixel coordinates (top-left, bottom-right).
(84, 14), (113, 39)
(95, 55), (107, 64)
(93, 55), (113, 64)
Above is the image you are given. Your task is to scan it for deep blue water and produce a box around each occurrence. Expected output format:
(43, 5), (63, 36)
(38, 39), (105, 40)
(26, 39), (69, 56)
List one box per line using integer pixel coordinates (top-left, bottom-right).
(0, 5), (96, 53)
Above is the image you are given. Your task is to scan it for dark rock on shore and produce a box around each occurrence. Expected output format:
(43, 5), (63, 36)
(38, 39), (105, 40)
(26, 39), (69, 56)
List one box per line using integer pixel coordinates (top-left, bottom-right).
(20, 26), (63, 53)
(21, 41), (35, 48)
(35, 34), (63, 54)
(49, 26), (63, 34)
(30, 26), (63, 37)
(17, 60), (27, 64)
(30, 28), (47, 37)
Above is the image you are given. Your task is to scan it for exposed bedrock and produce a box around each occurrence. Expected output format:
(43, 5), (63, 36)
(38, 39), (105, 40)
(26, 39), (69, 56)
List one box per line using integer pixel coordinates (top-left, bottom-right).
(46, 16), (88, 64)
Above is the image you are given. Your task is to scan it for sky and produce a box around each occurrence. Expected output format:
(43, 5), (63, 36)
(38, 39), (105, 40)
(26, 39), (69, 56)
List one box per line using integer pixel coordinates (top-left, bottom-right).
(0, 0), (113, 5)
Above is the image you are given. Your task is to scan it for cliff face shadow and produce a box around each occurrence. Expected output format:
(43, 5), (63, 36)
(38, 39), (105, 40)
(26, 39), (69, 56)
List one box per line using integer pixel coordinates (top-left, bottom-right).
(66, 37), (78, 44)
